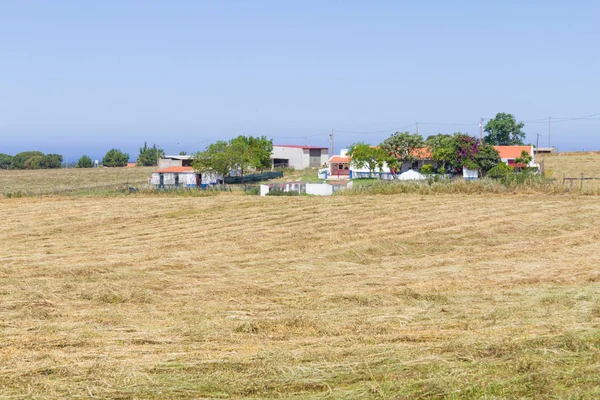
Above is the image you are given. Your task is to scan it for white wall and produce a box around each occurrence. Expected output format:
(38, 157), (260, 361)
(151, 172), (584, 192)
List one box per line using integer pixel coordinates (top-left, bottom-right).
(306, 183), (333, 196)
(272, 146), (328, 169)
(272, 147), (306, 169)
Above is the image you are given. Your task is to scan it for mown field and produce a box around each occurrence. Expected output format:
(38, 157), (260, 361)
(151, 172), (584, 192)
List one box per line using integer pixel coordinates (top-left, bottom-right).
(1, 152), (600, 398)
(1, 192), (600, 399)
(0, 167), (154, 195)
(540, 151), (600, 189)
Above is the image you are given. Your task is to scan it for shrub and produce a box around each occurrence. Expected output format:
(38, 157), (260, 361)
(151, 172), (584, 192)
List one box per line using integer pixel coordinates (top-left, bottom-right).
(487, 163), (514, 179)
(421, 164), (434, 176)
(77, 155), (93, 168)
(102, 149), (129, 167)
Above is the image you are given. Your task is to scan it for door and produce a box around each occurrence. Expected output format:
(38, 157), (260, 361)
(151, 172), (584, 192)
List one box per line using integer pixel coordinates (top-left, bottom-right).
(159, 173), (164, 188)
(309, 149), (322, 167)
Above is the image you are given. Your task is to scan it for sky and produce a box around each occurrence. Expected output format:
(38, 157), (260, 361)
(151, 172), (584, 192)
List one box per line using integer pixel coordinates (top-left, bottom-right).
(1, 1), (599, 162)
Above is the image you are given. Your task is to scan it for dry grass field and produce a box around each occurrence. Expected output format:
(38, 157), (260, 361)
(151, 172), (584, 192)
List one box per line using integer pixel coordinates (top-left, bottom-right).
(0, 167), (154, 195)
(2, 192), (600, 399)
(540, 152), (600, 190)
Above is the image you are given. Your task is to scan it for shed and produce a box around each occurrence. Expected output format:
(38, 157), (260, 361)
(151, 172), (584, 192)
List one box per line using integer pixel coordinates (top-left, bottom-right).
(151, 166), (223, 188)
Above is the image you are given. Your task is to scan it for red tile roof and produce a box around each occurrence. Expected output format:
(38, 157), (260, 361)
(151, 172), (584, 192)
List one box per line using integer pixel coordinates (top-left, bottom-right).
(329, 156), (350, 163)
(493, 146), (532, 159)
(155, 166), (195, 173)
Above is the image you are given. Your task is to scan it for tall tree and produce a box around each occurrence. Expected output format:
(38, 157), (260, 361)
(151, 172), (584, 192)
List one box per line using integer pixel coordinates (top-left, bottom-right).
(77, 155), (93, 168)
(381, 132), (424, 177)
(425, 134), (454, 170)
(102, 149), (129, 167)
(137, 142), (164, 166)
(12, 151), (44, 169)
(484, 113), (526, 145)
(39, 154), (63, 169)
(193, 141), (233, 181)
(347, 143), (386, 178)
(247, 136), (274, 172)
(0, 153), (13, 169)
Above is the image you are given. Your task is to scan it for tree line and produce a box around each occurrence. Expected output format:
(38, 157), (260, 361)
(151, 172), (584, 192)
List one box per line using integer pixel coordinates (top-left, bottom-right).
(347, 112), (529, 177)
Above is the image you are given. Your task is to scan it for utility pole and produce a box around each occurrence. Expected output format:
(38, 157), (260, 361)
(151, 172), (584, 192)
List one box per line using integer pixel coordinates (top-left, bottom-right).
(479, 118), (483, 141)
(548, 117), (551, 148)
(416, 122), (419, 136)
(536, 133), (540, 149)
(329, 129), (335, 158)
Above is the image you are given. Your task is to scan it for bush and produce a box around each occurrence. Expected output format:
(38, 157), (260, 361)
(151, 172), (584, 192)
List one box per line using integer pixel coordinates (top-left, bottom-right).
(487, 163), (514, 179)
(102, 149), (129, 167)
(77, 155), (93, 168)
(421, 164), (434, 175)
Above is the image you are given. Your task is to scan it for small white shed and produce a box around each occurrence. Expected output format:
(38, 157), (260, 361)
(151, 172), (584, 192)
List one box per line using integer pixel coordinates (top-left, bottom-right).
(151, 166), (223, 188)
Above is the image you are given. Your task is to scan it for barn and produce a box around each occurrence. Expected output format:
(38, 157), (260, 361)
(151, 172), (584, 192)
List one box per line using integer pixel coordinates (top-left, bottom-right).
(271, 145), (329, 169)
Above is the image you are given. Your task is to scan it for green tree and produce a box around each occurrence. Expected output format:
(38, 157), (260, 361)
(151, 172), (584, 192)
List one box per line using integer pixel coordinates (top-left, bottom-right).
(77, 155), (93, 168)
(347, 142), (386, 178)
(136, 142), (164, 166)
(474, 144), (501, 175)
(39, 154), (63, 169)
(24, 155), (44, 169)
(102, 149), (129, 167)
(0, 153), (13, 169)
(247, 136), (273, 172)
(12, 151), (44, 169)
(193, 140), (234, 181)
(425, 134), (454, 170)
(179, 151), (187, 156)
(381, 132), (424, 177)
(484, 113), (526, 145)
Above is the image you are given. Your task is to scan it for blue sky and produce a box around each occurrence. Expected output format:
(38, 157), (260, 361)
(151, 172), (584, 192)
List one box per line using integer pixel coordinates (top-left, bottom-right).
(1, 1), (599, 161)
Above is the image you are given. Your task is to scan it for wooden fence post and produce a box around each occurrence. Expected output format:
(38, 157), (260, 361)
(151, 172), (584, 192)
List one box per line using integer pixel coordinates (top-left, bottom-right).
(580, 173), (584, 190)
(563, 172), (565, 187)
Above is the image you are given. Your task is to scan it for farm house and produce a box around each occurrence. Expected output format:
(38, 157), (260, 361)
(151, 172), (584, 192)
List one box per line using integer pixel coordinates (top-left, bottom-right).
(151, 166), (223, 188)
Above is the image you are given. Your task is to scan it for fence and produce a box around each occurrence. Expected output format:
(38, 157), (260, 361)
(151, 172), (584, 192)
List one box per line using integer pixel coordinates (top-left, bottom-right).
(224, 171), (283, 184)
(563, 173), (600, 190)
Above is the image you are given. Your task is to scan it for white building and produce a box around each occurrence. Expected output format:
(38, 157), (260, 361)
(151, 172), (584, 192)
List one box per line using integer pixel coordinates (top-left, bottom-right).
(271, 145), (329, 170)
(158, 155), (194, 169)
(151, 166), (223, 188)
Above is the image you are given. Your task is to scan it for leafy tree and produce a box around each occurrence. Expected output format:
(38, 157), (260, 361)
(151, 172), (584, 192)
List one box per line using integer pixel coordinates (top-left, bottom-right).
(12, 151), (44, 169)
(484, 113), (526, 145)
(247, 135), (274, 172)
(179, 151), (187, 156)
(137, 142), (164, 166)
(39, 154), (63, 169)
(450, 134), (481, 170)
(425, 134), (454, 170)
(77, 155), (93, 168)
(193, 135), (274, 181)
(102, 149), (129, 167)
(515, 150), (532, 167)
(347, 143), (386, 178)
(24, 155), (44, 169)
(0, 153), (13, 169)
(474, 144), (501, 175)
(381, 132), (424, 177)
(193, 141), (234, 180)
